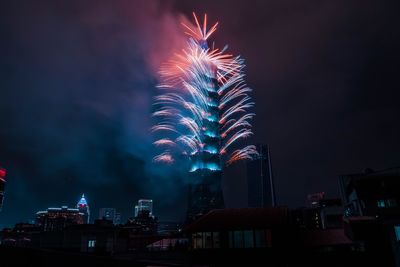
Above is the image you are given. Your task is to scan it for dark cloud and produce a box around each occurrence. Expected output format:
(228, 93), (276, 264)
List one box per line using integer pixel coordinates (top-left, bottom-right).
(1, 0), (399, 227)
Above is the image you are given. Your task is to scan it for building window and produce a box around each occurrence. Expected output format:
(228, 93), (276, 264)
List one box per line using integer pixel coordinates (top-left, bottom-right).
(344, 206), (354, 217)
(377, 200), (385, 208)
(88, 240), (96, 248)
(395, 226), (400, 241)
(234, 231), (244, 248)
(192, 232), (220, 249)
(387, 199), (398, 207)
(212, 232), (220, 248)
(204, 232), (212, 248)
(255, 230), (266, 248)
(229, 231), (234, 248)
(228, 230), (256, 248)
(377, 199), (398, 208)
(244, 230), (254, 248)
(192, 233), (202, 249)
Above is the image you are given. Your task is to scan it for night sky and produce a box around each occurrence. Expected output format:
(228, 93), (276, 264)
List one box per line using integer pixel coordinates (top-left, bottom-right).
(1, 0), (399, 228)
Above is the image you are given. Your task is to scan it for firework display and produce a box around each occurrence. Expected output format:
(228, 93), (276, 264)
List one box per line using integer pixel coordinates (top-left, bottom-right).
(152, 13), (257, 174)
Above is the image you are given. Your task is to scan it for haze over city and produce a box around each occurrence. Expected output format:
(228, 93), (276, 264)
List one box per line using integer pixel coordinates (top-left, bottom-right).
(1, 2), (400, 266)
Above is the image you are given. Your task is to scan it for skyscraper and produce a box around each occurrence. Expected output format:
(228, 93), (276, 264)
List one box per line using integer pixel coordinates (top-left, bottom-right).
(186, 176), (224, 223)
(151, 14), (257, 223)
(134, 205), (139, 217)
(136, 199), (153, 217)
(77, 194), (90, 224)
(0, 167), (6, 212)
(114, 212), (121, 225)
(246, 144), (276, 208)
(99, 208), (116, 222)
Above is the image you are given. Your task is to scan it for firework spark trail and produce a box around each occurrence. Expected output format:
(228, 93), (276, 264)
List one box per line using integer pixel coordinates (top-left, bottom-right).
(152, 13), (257, 170)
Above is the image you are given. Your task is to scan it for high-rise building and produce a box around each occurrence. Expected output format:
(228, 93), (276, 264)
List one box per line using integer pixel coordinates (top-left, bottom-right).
(36, 206), (84, 231)
(77, 194), (90, 224)
(152, 15), (257, 224)
(135, 199), (153, 217)
(246, 144), (276, 208)
(134, 205), (139, 217)
(99, 208), (115, 222)
(186, 176), (224, 223)
(0, 167), (6, 212)
(114, 212), (121, 225)
(185, 76), (225, 223)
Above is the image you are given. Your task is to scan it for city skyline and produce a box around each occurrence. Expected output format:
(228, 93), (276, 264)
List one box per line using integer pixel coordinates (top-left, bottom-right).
(1, 0), (399, 230)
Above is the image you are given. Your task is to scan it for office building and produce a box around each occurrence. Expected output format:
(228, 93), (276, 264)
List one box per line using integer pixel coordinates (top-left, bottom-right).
(246, 144), (276, 208)
(99, 208), (116, 222)
(77, 193), (90, 224)
(135, 199), (153, 217)
(36, 206), (84, 231)
(134, 205), (139, 217)
(186, 178), (224, 223)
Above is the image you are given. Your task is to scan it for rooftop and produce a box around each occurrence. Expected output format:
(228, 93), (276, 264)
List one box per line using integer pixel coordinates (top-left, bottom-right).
(185, 207), (289, 232)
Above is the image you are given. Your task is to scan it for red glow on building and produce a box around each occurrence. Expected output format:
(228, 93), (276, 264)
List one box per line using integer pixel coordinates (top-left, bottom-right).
(0, 168), (6, 179)
(0, 168), (6, 182)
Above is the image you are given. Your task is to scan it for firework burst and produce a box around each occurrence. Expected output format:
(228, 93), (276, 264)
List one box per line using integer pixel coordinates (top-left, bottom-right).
(152, 13), (257, 172)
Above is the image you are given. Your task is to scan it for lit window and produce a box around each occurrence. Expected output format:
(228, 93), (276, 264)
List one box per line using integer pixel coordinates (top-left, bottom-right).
(377, 200), (385, 208)
(88, 240), (96, 248)
(395, 226), (400, 241)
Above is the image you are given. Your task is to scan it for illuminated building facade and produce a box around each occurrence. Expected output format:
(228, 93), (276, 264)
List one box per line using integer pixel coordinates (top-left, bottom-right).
(185, 75), (225, 222)
(135, 199), (153, 217)
(246, 144), (276, 208)
(134, 205), (139, 217)
(0, 167), (6, 212)
(36, 206), (84, 231)
(77, 193), (90, 224)
(152, 14), (258, 223)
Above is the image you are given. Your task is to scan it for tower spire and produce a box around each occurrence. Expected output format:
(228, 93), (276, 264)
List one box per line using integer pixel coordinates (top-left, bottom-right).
(77, 193), (90, 224)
